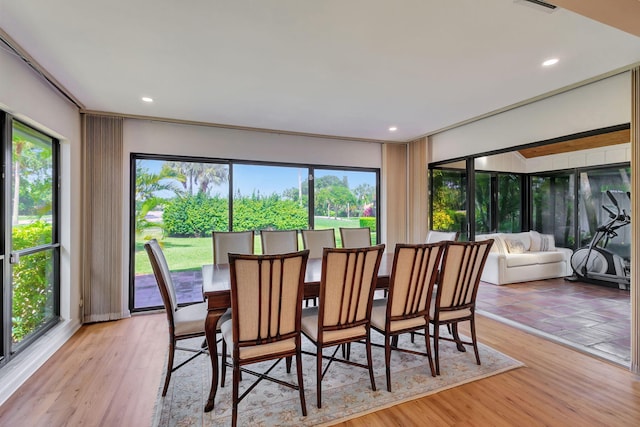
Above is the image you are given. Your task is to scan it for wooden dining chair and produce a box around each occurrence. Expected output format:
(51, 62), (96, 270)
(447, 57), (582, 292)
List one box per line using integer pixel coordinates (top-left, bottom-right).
(212, 230), (254, 264)
(370, 242), (445, 391)
(145, 238), (230, 396)
(219, 250), (309, 427)
(339, 226), (372, 248)
(430, 239), (494, 375)
(301, 228), (336, 259)
(301, 244), (385, 408)
(260, 229), (299, 254)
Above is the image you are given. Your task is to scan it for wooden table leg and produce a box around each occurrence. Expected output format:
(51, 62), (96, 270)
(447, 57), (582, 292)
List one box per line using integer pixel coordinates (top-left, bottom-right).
(204, 309), (225, 412)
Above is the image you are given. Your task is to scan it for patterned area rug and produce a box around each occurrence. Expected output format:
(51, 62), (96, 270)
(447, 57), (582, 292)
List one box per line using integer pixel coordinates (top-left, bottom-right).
(153, 330), (523, 426)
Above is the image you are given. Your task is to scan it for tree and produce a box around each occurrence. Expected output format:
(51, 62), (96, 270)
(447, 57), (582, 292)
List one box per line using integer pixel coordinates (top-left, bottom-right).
(162, 161), (227, 195)
(135, 162), (184, 235)
(11, 136), (53, 223)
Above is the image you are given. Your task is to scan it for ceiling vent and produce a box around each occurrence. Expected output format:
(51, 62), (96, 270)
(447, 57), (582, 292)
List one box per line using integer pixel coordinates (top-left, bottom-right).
(514, 0), (557, 13)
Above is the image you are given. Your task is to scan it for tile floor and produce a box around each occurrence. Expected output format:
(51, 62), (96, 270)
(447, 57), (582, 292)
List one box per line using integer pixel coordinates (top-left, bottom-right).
(476, 278), (631, 366)
(135, 271), (632, 366)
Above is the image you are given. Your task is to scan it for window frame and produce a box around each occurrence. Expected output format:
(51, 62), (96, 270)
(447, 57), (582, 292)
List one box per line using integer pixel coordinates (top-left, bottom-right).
(129, 153), (380, 312)
(1, 114), (61, 367)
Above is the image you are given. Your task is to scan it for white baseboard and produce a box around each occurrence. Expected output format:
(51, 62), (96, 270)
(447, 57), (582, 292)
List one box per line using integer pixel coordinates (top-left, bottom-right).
(0, 319), (81, 407)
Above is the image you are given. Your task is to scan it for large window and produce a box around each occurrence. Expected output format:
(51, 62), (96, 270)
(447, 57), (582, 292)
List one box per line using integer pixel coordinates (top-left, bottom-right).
(130, 155), (379, 311)
(1, 117), (60, 367)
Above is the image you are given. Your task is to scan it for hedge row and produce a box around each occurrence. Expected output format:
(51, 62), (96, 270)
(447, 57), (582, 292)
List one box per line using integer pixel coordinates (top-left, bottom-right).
(162, 194), (308, 237)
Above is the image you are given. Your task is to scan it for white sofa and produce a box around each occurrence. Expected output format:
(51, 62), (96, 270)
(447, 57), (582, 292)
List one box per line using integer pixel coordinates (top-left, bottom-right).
(475, 231), (573, 285)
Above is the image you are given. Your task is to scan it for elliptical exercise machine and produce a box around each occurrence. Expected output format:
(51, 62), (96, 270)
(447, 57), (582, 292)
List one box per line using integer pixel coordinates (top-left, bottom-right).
(569, 190), (631, 290)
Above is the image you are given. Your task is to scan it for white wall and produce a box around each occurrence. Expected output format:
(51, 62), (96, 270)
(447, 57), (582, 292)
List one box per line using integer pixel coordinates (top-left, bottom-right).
(430, 72), (631, 162)
(124, 120), (382, 168)
(0, 45), (82, 405)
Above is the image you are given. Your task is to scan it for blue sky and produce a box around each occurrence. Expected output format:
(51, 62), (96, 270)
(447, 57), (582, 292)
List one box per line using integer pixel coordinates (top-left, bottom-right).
(139, 159), (375, 197)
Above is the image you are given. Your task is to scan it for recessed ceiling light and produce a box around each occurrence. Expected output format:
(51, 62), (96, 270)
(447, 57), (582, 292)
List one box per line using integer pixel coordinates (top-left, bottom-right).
(542, 58), (559, 67)
(142, 96), (154, 103)
(388, 126), (398, 132)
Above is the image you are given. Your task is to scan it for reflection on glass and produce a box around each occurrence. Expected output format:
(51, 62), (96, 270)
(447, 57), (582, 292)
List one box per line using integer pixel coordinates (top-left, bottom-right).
(577, 167), (631, 259)
(475, 172), (492, 233)
(314, 169), (377, 245)
(497, 174), (521, 233)
(531, 173), (575, 248)
(11, 251), (55, 346)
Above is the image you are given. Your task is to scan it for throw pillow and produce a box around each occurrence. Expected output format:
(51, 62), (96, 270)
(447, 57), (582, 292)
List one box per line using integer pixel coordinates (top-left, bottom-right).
(505, 238), (526, 254)
(529, 230), (542, 251)
(539, 234), (556, 251)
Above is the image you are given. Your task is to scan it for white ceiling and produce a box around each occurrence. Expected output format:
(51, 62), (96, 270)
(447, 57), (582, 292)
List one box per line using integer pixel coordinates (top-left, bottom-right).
(1, 0), (639, 142)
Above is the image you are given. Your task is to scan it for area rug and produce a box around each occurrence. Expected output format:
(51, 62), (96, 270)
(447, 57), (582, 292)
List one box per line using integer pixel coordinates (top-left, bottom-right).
(152, 330), (524, 427)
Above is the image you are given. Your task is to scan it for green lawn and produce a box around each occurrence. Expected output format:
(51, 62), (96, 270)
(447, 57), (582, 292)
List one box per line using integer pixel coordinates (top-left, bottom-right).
(135, 216), (375, 275)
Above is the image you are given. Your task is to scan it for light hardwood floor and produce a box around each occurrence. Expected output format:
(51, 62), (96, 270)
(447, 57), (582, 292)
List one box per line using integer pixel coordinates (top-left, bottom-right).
(0, 313), (638, 426)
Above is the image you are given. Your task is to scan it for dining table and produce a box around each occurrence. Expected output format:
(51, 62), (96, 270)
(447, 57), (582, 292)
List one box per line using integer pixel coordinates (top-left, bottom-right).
(201, 252), (394, 412)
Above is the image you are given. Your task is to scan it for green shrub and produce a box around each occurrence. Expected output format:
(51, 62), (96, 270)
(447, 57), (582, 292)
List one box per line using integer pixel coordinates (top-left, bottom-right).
(359, 216), (376, 231)
(163, 194), (308, 236)
(163, 194), (228, 237)
(12, 220), (53, 343)
(233, 197), (307, 231)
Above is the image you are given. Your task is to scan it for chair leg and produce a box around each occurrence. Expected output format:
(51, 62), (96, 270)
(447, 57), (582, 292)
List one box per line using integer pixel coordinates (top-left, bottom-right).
(162, 338), (176, 396)
(433, 322), (441, 375)
(316, 347), (323, 408)
(296, 351), (307, 416)
(286, 356), (292, 373)
(221, 339), (227, 388)
(410, 332), (415, 343)
(423, 326), (436, 377)
(232, 363), (240, 427)
(385, 334), (392, 392)
(366, 334), (377, 392)
(451, 323), (466, 352)
(470, 317), (481, 366)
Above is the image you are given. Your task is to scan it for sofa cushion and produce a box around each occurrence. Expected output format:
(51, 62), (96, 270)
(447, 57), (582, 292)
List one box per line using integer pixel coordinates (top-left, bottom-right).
(505, 251), (566, 267)
(504, 253), (539, 267)
(532, 250), (565, 264)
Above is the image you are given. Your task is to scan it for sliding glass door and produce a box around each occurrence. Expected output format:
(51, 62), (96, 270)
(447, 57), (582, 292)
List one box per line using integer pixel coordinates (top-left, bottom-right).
(530, 172), (575, 248)
(430, 161), (468, 241)
(130, 155), (379, 312)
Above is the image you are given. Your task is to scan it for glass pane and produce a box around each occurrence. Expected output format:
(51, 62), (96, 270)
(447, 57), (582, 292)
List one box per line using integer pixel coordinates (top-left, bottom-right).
(577, 167), (631, 259)
(11, 250), (55, 347)
(11, 122), (54, 249)
(474, 172), (492, 234)
(313, 169), (377, 246)
(232, 164), (309, 253)
(133, 158), (229, 309)
(431, 161), (467, 240)
(497, 174), (521, 233)
(531, 173), (575, 248)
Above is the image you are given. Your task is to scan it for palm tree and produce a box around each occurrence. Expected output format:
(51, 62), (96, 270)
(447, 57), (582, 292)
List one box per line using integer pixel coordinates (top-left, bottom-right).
(135, 162), (184, 235)
(162, 161), (227, 195)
